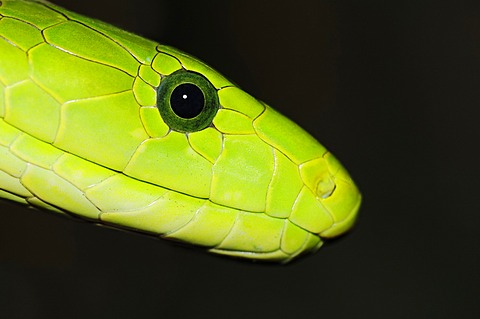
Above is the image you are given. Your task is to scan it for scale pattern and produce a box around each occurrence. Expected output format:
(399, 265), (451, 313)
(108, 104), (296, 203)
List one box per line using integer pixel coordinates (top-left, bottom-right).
(0, 0), (361, 262)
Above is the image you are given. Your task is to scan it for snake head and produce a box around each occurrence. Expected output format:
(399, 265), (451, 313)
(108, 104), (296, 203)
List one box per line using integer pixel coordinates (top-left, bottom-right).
(0, 0), (360, 263)
(109, 45), (361, 262)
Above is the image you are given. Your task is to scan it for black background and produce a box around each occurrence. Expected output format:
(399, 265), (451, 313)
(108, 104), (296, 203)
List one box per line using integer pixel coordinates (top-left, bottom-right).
(1, 0), (480, 318)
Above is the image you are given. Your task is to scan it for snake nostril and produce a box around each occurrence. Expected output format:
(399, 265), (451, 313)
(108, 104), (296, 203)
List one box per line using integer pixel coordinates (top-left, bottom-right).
(316, 174), (336, 199)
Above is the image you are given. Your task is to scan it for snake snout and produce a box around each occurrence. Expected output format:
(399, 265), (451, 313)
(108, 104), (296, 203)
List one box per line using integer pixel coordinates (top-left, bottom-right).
(318, 152), (361, 238)
(295, 152), (361, 238)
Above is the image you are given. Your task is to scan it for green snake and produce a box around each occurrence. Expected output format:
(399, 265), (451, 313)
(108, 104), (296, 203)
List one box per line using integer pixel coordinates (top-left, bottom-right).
(0, 0), (361, 263)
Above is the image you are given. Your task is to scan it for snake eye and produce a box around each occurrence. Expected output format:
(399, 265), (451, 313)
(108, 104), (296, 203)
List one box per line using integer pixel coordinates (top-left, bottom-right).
(156, 70), (219, 132)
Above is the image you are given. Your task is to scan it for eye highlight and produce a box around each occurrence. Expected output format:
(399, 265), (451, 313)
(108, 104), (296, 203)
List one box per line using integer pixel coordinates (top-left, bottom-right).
(156, 70), (219, 132)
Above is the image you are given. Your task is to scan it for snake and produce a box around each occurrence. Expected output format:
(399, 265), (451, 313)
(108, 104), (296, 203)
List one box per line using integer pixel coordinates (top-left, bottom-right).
(0, 0), (361, 263)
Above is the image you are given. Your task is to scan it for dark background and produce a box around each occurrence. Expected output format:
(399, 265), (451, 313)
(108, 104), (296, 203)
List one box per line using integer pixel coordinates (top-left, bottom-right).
(1, 0), (480, 318)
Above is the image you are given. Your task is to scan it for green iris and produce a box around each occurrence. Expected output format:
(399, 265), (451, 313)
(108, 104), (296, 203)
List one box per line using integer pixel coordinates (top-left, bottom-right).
(156, 70), (220, 132)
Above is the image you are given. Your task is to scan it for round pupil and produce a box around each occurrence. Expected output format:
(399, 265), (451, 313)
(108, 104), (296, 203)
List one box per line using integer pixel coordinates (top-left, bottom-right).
(170, 83), (205, 119)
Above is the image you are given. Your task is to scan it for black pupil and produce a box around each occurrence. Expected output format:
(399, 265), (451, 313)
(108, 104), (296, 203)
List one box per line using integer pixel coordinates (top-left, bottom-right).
(170, 83), (205, 119)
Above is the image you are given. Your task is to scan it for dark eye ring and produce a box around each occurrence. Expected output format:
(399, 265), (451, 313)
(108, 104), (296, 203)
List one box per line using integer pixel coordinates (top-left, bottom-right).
(156, 70), (219, 132)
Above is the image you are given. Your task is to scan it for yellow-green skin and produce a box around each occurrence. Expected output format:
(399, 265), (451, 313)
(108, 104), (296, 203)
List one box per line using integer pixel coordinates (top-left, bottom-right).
(0, 0), (361, 262)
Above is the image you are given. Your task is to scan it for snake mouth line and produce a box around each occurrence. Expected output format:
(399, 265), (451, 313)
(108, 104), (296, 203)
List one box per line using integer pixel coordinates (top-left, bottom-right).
(3, 114), (359, 243)
(58, 134), (359, 239)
